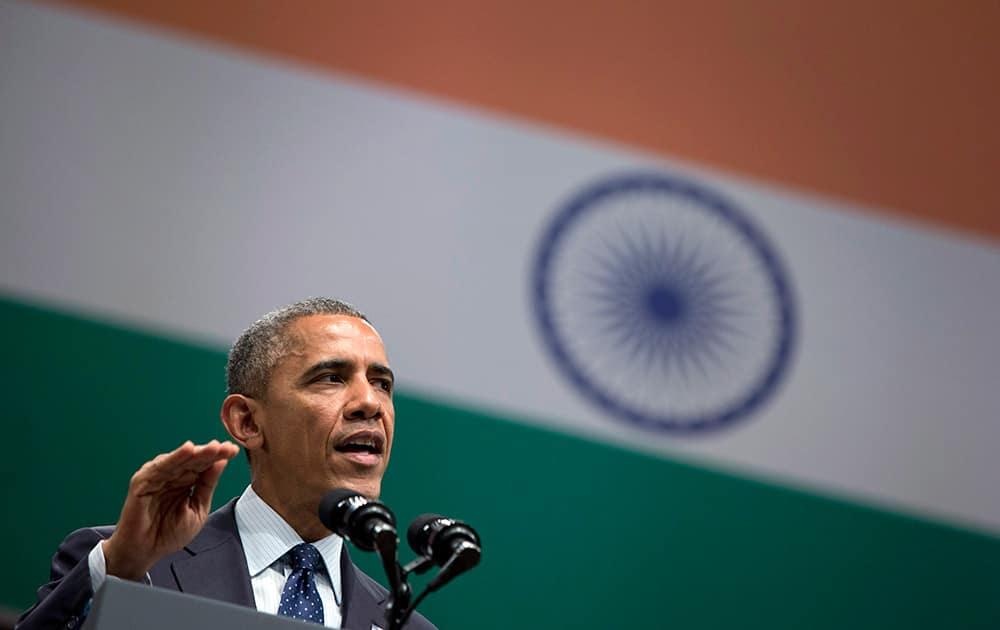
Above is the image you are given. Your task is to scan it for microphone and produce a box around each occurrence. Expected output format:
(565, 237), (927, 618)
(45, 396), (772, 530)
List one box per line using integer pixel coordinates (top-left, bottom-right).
(318, 489), (397, 552)
(320, 490), (410, 628)
(407, 514), (481, 591)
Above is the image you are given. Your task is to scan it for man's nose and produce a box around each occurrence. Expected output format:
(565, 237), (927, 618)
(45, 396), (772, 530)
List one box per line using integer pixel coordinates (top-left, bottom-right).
(345, 378), (381, 419)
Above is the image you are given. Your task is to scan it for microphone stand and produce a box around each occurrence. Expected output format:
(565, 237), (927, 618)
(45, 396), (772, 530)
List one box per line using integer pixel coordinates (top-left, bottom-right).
(384, 543), (479, 630)
(370, 525), (410, 630)
(386, 556), (435, 630)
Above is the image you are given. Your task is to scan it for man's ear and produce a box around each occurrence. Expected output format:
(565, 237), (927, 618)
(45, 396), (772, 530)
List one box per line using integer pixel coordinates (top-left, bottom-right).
(220, 394), (264, 452)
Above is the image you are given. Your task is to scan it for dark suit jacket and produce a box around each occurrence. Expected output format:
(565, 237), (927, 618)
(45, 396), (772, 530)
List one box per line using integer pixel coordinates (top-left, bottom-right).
(16, 499), (434, 630)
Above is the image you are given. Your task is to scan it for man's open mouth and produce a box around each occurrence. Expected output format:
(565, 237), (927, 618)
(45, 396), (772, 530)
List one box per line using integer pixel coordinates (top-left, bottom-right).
(334, 431), (384, 456)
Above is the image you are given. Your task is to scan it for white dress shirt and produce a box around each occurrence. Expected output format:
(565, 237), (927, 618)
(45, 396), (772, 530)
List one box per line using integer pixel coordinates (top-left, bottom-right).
(235, 485), (344, 628)
(88, 485), (345, 628)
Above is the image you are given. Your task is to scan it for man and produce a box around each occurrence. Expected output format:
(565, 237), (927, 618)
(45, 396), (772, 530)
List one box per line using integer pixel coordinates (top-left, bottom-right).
(17, 298), (434, 630)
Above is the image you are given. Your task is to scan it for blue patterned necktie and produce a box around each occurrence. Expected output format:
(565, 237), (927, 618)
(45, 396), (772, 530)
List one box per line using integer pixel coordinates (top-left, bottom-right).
(277, 543), (326, 624)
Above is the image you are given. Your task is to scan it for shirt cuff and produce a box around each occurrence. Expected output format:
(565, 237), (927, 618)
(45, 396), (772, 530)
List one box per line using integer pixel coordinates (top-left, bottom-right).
(88, 540), (152, 592)
(88, 541), (108, 593)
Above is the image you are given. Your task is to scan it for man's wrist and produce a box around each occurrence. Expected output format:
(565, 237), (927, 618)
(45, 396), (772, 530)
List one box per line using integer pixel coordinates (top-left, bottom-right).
(100, 538), (152, 582)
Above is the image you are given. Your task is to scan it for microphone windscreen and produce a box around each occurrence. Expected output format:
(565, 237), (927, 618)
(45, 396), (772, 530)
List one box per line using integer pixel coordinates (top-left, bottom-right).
(319, 488), (364, 532)
(407, 513), (444, 555)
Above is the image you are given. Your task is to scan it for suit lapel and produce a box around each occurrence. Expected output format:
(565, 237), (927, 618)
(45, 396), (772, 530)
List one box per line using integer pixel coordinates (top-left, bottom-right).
(340, 545), (389, 630)
(154, 499), (256, 608)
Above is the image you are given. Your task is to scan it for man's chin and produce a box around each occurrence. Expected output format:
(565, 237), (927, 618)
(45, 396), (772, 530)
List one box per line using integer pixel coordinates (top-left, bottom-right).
(328, 456), (385, 498)
(324, 477), (382, 500)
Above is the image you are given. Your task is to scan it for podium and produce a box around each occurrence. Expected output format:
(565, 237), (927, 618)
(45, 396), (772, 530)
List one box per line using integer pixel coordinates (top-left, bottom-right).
(81, 577), (338, 629)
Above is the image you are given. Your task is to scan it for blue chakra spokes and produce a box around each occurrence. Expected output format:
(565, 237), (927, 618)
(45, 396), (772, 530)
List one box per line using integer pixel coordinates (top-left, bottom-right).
(585, 227), (745, 382)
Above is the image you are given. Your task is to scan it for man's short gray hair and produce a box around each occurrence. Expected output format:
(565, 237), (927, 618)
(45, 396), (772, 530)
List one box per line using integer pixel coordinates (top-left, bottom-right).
(226, 297), (369, 398)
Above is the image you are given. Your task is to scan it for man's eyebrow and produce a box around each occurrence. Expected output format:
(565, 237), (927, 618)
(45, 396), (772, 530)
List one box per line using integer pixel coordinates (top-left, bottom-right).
(301, 359), (350, 380)
(370, 363), (395, 383)
(301, 359), (394, 383)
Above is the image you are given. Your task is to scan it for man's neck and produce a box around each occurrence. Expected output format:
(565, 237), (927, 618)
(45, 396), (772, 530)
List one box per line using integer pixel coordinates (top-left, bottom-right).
(249, 478), (329, 542)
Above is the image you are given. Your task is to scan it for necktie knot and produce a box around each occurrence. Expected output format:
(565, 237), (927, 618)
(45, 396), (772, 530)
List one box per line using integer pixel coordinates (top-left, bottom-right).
(288, 543), (324, 573)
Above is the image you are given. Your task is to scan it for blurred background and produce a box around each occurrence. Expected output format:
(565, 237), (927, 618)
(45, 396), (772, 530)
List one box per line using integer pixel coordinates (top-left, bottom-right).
(2, 1), (999, 628)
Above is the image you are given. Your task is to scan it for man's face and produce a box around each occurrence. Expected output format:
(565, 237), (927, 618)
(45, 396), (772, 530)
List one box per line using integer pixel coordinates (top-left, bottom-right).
(253, 314), (395, 502)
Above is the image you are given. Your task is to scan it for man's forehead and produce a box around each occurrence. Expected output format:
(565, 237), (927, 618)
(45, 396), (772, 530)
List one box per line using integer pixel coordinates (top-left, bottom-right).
(284, 314), (387, 360)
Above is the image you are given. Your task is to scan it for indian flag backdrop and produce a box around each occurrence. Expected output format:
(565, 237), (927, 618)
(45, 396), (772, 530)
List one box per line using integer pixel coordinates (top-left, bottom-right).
(2, 1), (999, 627)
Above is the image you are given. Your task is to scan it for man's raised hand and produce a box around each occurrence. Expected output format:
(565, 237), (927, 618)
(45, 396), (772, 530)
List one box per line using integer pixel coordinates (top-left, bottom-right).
(102, 440), (241, 580)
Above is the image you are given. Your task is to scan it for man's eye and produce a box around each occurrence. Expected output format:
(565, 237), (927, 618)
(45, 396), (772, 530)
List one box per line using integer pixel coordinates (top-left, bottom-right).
(373, 378), (393, 393)
(317, 373), (344, 383)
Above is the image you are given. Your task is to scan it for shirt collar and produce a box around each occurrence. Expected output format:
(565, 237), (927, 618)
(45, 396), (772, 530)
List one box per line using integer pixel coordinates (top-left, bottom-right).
(234, 485), (343, 602)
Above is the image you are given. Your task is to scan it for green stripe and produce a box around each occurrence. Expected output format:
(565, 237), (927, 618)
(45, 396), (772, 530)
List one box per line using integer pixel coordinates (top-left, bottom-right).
(3, 295), (999, 628)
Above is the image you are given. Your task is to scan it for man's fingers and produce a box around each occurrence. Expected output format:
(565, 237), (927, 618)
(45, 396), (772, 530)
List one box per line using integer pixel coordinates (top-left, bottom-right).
(187, 441), (239, 510)
(182, 441), (239, 472)
(145, 441), (197, 474)
(191, 458), (230, 508)
(218, 441), (241, 459)
(150, 440), (238, 471)
(130, 440), (239, 494)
